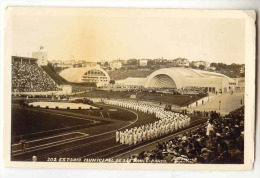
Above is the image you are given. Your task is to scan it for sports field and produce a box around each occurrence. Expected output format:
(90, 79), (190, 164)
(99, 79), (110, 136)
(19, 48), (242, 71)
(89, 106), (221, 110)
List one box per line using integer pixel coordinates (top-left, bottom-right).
(75, 90), (203, 107)
(12, 106), (94, 139)
(11, 96), (206, 162)
(11, 98), (138, 144)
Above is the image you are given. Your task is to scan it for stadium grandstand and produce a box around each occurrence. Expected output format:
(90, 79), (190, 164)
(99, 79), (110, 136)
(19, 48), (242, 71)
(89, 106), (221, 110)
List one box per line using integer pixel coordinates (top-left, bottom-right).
(12, 56), (60, 92)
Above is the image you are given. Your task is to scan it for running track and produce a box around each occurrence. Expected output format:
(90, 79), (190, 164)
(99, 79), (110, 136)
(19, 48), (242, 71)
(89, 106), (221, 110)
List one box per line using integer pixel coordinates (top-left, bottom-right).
(11, 103), (207, 161)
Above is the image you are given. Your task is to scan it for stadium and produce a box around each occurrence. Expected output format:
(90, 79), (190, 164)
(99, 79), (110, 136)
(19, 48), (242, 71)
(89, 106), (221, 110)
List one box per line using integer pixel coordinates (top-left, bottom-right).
(116, 68), (236, 94)
(11, 54), (245, 164)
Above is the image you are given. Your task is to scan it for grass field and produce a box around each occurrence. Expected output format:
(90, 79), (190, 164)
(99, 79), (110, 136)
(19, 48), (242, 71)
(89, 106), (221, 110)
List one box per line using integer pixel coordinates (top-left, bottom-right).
(11, 106), (105, 143)
(66, 104), (137, 122)
(11, 107), (92, 136)
(11, 98), (138, 144)
(75, 90), (203, 107)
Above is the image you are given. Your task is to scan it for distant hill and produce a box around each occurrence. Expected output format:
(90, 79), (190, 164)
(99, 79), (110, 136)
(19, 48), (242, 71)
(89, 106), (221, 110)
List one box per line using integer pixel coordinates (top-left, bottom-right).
(108, 69), (155, 80)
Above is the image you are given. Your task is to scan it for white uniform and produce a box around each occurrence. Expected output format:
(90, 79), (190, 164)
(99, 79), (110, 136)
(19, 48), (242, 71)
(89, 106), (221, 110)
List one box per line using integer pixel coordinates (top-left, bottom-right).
(104, 98), (191, 145)
(134, 133), (138, 145)
(116, 131), (119, 142)
(129, 134), (133, 145)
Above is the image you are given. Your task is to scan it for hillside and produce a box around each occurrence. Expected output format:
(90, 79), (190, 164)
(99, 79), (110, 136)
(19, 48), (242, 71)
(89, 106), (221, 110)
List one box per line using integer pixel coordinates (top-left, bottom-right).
(108, 69), (154, 80)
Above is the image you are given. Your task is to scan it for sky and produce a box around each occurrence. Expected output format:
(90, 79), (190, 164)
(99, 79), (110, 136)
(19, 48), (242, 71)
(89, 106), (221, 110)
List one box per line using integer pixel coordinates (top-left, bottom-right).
(11, 8), (245, 64)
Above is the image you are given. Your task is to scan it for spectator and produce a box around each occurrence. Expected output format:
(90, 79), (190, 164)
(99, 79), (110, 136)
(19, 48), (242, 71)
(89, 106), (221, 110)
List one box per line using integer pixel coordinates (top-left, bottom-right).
(206, 119), (214, 136)
(12, 61), (59, 92)
(129, 107), (244, 164)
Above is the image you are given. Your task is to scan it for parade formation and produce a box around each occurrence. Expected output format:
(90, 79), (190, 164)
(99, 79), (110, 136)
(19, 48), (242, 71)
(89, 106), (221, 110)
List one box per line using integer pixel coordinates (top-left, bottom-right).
(104, 99), (191, 145)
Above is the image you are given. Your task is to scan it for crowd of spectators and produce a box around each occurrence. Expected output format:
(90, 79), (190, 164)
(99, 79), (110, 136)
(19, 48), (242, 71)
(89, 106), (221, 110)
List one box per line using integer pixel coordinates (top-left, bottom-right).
(99, 85), (206, 96)
(12, 61), (59, 92)
(99, 84), (143, 92)
(176, 86), (207, 95)
(129, 107), (244, 164)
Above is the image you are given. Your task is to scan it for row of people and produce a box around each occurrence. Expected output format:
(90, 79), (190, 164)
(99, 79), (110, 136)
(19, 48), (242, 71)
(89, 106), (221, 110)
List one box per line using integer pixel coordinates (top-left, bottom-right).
(100, 85), (206, 96)
(104, 99), (190, 145)
(176, 86), (206, 95)
(99, 84), (143, 92)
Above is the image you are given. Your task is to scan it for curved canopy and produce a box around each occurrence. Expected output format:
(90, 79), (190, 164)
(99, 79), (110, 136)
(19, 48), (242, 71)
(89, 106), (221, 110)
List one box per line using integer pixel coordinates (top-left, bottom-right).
(59, 66), (110, 84)
(144, 67), (234, 89)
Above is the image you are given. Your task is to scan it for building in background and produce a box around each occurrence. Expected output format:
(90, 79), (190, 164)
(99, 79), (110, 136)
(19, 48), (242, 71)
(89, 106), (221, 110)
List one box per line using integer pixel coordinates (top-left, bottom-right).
(110, 60), (122, 70)
(191, 61), (210, 69)
(172, 58), (190, 67)
(240, 64), (245, 74)
(144, 68), (236, 93)
(233, 77), (245, 92)
(32, 51), (48, 66)
(139, 59), (148, 67)
(12, 56), (38, 64)
(112, 67), (238, 93)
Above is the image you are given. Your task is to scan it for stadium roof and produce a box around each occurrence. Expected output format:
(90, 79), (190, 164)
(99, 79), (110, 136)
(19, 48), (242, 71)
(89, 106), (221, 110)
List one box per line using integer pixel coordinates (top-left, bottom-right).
(59, 66), (110, 83)
(144, 67), (235, 89)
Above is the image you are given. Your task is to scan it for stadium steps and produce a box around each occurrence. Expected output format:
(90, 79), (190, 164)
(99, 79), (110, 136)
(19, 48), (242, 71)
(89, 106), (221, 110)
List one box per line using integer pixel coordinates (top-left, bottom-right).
(41, 63), (69, 85)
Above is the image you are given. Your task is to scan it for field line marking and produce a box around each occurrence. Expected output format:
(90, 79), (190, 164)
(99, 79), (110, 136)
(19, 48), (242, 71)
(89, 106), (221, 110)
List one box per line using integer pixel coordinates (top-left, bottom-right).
(96, 103), (139, 131)
(32, 136), (116, 160)
(80, 144), (122, 159)
(11, 122), (95, 139)
(12, 105), (95, 122)
(12, 132), (83, 146)
(12, 134), (90, 154)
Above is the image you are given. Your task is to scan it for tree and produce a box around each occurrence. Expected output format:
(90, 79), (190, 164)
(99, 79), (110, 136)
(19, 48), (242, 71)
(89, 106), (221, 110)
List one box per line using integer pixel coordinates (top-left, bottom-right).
(127, 59), (138, 66)
(216, 63), (227, 70)
(109, 80), (115, 84)
(191, 63), (197, 69)
(198, 65), (206, 70)
(210, 62), (217, 67)
(147, 60), (155, 66)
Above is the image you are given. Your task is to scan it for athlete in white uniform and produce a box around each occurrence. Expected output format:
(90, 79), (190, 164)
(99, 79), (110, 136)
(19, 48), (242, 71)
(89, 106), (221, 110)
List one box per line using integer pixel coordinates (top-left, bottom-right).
(105, 99), (191, 144)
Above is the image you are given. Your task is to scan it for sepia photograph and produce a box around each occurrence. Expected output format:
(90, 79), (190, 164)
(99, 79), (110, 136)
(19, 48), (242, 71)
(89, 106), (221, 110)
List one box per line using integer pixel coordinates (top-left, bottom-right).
(2, 7), (256, 170)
